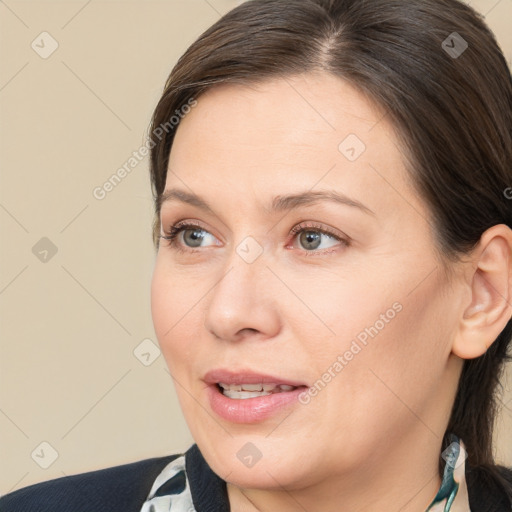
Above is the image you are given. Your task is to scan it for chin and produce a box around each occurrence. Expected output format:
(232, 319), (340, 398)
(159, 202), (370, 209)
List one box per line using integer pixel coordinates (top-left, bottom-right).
(194, 433), (314, 490)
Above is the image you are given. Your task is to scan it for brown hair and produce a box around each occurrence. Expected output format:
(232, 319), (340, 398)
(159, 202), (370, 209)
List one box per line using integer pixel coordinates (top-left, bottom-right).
(148, 0), (512, 493)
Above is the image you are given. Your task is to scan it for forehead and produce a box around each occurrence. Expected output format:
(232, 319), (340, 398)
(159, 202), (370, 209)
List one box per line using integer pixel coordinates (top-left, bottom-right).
(165, 72), (426, 221)
(172, 72), (386, 146)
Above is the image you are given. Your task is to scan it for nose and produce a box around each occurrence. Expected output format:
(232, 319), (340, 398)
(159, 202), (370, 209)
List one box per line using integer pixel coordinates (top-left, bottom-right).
(203, 248), (281, 343)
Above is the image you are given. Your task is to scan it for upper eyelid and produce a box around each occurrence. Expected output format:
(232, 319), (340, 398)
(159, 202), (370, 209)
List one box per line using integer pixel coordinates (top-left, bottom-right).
(165, 220), (342, 236)
(159, 206), (349, 239)
(165, 219), (214, 236)
(290, 221), (348, 240)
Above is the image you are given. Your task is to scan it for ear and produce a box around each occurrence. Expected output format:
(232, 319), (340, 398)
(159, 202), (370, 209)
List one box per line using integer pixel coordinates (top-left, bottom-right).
(452, 224), (512, 360)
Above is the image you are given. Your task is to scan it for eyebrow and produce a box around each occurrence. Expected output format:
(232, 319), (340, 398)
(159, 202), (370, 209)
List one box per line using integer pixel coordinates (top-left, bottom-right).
(159, 188), (375, 216)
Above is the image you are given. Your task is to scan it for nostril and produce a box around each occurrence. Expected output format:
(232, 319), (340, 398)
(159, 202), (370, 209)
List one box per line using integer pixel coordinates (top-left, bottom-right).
(235, 328), (260, 338)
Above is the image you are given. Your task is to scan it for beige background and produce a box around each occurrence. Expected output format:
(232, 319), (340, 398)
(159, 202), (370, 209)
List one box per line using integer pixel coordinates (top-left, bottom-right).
(0, 0), (511, 495)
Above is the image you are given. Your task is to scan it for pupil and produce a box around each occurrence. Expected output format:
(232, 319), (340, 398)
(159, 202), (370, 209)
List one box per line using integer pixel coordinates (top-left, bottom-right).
(184, 229), (204, 247)
(300, 230), (321, 250)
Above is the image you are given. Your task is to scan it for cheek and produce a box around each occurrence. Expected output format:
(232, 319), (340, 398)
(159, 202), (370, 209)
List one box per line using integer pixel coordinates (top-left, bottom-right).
(326, 276), (452, 430)
(301, 263), (451, 414)
(284, 266), (398, 359)
(151, 260), (173, 340)
(150, 258), (201, 367)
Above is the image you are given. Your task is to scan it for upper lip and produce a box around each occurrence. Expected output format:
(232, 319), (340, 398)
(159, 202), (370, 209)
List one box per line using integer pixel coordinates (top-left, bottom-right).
(203, 369), (307, 387)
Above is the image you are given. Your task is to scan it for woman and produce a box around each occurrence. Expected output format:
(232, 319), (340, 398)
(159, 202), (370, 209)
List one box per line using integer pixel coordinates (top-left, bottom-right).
(1, 0), (511, 510)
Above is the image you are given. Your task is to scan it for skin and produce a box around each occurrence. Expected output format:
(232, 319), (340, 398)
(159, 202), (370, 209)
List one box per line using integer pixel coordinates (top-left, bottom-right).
(151, 72), (512, 512)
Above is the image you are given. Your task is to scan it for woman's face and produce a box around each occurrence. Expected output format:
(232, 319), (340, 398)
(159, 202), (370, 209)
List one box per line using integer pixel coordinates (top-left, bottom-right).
(151, 73), (464, 490)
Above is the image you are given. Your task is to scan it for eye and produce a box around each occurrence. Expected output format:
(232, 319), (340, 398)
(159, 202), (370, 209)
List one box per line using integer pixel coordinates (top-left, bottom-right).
(160, 222), (220, 249)
(289, 222), (349, 253)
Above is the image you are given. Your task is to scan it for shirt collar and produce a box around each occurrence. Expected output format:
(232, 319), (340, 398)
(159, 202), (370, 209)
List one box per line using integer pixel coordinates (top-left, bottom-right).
(427, 436), (471, 511)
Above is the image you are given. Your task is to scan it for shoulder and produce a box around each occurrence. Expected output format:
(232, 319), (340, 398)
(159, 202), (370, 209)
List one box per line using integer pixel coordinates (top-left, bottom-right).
(0, 454), (181, 512)
(466, 464), (512, 512)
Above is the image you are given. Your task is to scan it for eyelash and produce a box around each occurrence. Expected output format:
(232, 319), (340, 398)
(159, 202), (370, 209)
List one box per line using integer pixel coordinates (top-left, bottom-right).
(159, 220), (350, 256)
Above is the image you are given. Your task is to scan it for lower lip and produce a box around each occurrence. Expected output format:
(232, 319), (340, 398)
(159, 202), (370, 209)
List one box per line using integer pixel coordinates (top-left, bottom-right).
(206, 385), (306, 424)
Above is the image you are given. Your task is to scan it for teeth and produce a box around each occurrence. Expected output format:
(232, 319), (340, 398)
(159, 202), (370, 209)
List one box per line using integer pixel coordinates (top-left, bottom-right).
(218, 382), (297, 399)
(218, 383), (241, 391)
(223, 390), (270, 399)
(240, 384), (263, 391)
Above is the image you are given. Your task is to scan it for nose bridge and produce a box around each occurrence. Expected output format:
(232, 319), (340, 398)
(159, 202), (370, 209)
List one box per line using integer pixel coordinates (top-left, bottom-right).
(203, 238), (280, 341)
(214, 233), (269, 299)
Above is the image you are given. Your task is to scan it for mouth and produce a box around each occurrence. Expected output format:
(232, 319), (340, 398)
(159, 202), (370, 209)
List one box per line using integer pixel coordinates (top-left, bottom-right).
(203, 369), (309, 423)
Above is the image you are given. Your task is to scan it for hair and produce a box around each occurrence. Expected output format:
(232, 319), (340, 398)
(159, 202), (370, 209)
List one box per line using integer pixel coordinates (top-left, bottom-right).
(148, 0), (512, 498)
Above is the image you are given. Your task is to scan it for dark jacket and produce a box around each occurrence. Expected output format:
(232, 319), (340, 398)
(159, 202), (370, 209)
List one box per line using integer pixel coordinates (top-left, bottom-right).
(1, 445), (511, 511)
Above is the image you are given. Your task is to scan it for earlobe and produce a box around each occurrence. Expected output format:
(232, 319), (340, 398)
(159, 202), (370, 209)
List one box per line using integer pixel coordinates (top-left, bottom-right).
(452, 224), (512, 360)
